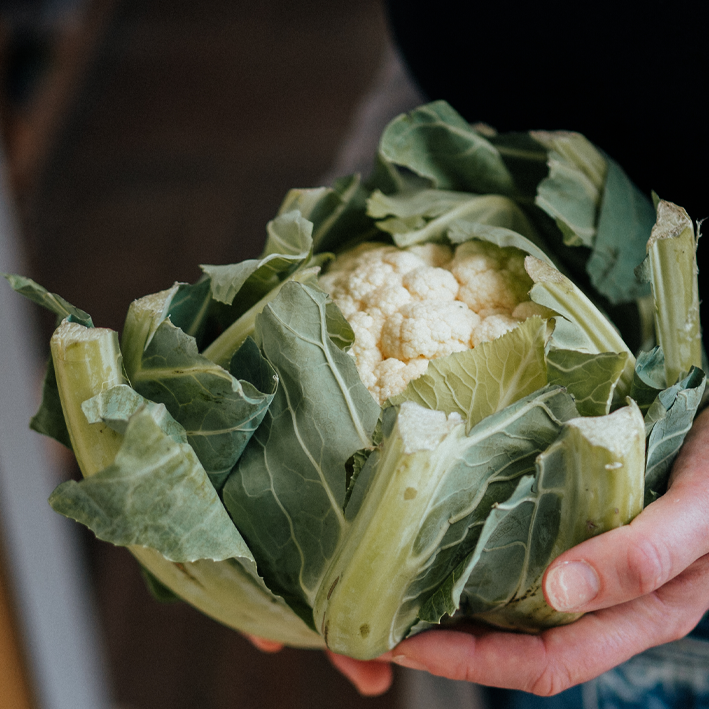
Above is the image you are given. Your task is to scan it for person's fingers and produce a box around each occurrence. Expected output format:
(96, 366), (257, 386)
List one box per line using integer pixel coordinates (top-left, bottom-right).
(392, 551), (709, 695)
(543, 408), (709, 614)
(244, 635), (394, 696)
(244, 634), (284, 653)
(326, 650), (394, 696)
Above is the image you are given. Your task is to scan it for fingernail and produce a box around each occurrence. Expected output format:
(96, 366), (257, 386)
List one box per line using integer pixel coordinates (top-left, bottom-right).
(545, 560), (600, 612)
(391, 654), (427, 671)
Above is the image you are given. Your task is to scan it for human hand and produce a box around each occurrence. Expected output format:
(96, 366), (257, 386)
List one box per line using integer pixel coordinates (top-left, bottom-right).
(244, 635), (393, 696)
(330, 406), (709, 696)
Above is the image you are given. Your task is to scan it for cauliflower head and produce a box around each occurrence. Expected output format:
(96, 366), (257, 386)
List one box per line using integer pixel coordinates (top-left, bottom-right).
(320, 240), (546, 404)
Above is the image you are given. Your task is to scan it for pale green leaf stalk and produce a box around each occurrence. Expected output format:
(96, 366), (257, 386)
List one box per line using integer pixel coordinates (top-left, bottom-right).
(645, 200), (702, 385)
(552, 402), (646, 553)
(531, 131), (607, 248)
(130, 547), (325, 647)
(50, 320), (126, 478)
(313, 404), (468, 659)
(202, 265), (323, 368)
(314, 386), (577, 659)
(50, 319), (323, 649)
(121, 284), (180, 381)
(525, 256), (636, 400)
(469, 402), (646, 632)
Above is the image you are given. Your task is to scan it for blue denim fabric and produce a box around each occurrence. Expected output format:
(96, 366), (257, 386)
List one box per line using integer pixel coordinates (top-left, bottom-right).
(482, 614), (709, 709)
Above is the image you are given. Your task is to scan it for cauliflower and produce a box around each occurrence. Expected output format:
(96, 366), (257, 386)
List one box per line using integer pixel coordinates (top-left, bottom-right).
(320, 241), (546, 404)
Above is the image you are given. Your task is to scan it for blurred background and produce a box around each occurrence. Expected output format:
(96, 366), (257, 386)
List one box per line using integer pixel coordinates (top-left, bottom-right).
(0, 1), (422, 707)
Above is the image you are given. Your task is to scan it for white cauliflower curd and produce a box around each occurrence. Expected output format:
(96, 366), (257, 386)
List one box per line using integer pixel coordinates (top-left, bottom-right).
(320, 240), (547, 404)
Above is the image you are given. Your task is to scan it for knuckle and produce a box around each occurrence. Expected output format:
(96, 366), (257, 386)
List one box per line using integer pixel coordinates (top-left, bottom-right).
(662, 605), (706, 643)
(527, 658), (575, 697)
(625, 533), (671, 595)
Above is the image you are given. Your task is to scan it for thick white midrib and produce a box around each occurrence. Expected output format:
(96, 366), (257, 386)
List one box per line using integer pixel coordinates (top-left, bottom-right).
(493, 347), (539, 415)
(277, 382), (348, 606)
(185, 424), (254, 437)
(406, 196), (488, 243)
(131, 364), (233, 382)
(278, 378), (347, 531)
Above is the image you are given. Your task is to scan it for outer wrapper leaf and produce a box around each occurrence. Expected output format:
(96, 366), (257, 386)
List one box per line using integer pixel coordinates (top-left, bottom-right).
(546, 349), (629, 416)
(526, 256), (635, 400)
(30, 359), (73, 449)
(49, 408), (251, 563)
(317, 387), (578, 658)
(3, 275), (93, 448)
(587, 158), (655, 304)
(370, 190), (538, 249)
(644, 367), (706, 504)
(533, 132), (606, 249)
(201, 210), (313, 306)
(129, 321), (277, 489)
(2, 273), (93, 327)
(378, 101), (516, 195)
(201, 262), (330, 368)
(81, 384), (186, 441)
(279, 174), (378, 255)
(391, 316), (549, 430)
(461, 403), (646, 631)
(631, 347), (667, 414)
(47, 322), (322, 648)
(222, 282), (380, 624)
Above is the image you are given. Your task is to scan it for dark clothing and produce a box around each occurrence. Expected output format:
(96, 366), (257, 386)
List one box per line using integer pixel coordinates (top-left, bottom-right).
(386, 0), (709, 339)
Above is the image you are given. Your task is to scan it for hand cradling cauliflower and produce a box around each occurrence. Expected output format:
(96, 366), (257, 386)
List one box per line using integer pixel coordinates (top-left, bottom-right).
(320, 240), (547, 404)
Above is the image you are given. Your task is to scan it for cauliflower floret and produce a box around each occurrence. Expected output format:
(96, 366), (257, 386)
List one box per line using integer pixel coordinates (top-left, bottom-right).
(406, 243), (454, 268)
(451, 242), (532, 313)
(320, 239), (546, 405)
(345, 260), (400, 303)
(456, 269), (526, 313)
(348, 311), (385, 357)
(325, 242), (387, 275)
(346, 310), (386, 392)
(361, 283), (413, 316)
(449, 239), (504, 275)
(380, 247), (429, 274)
(473, 313), (521, 345)
(381, 301), (480, 360)
(335, 246), (428, 306)
(402, 266), (459, 302)
(329, 292), (359, 320)
(370, 358), (430, 404)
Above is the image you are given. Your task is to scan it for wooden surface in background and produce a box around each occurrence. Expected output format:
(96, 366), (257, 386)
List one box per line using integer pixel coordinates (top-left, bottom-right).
(7, 1), (399, 708)
(0, 543), (34, 709)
